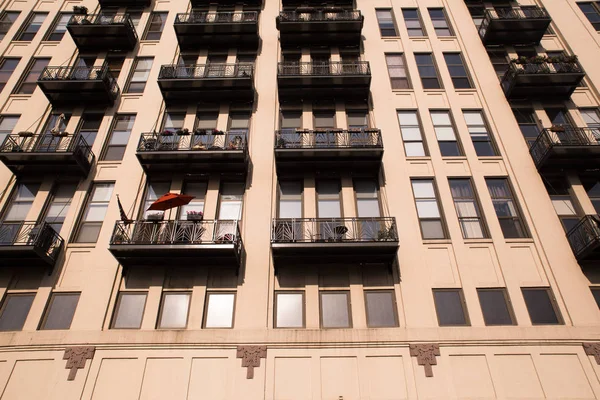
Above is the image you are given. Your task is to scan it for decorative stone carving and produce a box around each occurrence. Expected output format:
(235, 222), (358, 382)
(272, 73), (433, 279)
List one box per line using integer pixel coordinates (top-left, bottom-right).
(584, 342), (600, 365)
(409, 343), (440, 377)
(236, 345), (267, 379)
(63, 346), (95, 380)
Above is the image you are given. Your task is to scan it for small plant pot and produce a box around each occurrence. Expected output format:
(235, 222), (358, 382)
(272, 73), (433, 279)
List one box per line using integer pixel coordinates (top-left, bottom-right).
(187, 214), (204, 221)
(18, 131), (34, 137)
(177, 128), (190, 135)
(146, 214), (163, 221)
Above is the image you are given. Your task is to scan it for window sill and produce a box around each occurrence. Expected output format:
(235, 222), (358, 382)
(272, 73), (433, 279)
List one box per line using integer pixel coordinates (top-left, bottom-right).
(391, 89), (415, 93)
(455, 88), (478, 93)
(139, 39), (160, 44)
(504, 238), (534, 244)
(406, 156), (432, 160)
(409, 36), (429, 40)
(97, 160), (122, 165)
(39, 40), (59, 45)
(438, 36), (457, 40)
(66, 243), (97, 249)
(10, 40), (32, 45)
(478, 156), (503, 160)
(463, 238), (493, 244)
(119, 93), (143, 98)
(381, 36), (401, 40)
(441, 156), (468, 161)
(8, 94), (32, 99)
(423, 89), (445, 92)
(423, 239), (452, 244)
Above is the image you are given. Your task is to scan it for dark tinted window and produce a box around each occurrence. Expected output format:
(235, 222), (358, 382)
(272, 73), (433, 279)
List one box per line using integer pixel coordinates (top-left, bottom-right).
(365, 291), (398, 327)
(477, 289), (515, 325)
(433, 289), (468, 326)
(0, 294), (35, 331)
(522, 288), (562, 325)
(40, 293), (80, 330)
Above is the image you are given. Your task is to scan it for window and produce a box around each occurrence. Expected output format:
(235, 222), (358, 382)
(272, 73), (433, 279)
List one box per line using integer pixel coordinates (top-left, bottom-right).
(102, 115), (135, 161)
(477, 288), (515, 325)
(512, 108), (540, 147)
(415, 54), (441, 89)
(347, 111), (368, 129)
(14, 58), (49, 94)
(428, 8), (452, 36)
(157, 292), (191, 329)
(45, 13), (71, 41)
(203, 292), (235, 328)
(402, 8), (425, 36)
(397, 110), (426, 156)
(77, 112), (103, 146)
(39, 293), (80, 330)
(125, 57), (153, 93)
(313, 110), (335, 129)
(486, 178), (528, 238)
(578, 2), (600, 30)
(580, 108), (600, 141)
(466, 2), (485, 28)
(411, 179), (446, 239)
(180, 182), (207, 219)
(320, 291), (351, 328)
(41, 112), (70, 137)
(463, 110), (497, 156)
(228, 112), (251, 134)
(591, 287), (600, 308)
(433, 289), (469, 326)
(14, 12), (47, 41)
(487, 48), (509, 80)
(546, 181), (579, 233)
(44, 182), (77, 233)
(431, 110), (462, 156)
(545, 107), (573, 129)
(106, 56), (125, 80)
(127, 8), (143, 27)
(3, 182), (39, 223)
(218, 182), (244, 220)
(0, 115), (19, 145)
(196, 111), (219, 131)
(444, 53), (472, 89)
(317, 179), (341, 226)
(385, 54), (410, 89)
(278, 181), (302, 218)
(0, 293), (35, 331)
(0, 12), (20, 40)
(162, 112), (185, 132)
(0, 58), (19, 93)
(280, 110), (301, 133)
(143, 12), (168, 40)
(111, 292), (147, 329)
(583, 178), (600, 213)
(365, 290), (398, 327)
(521, 287), (563, 325)
(142, 181), (170, 219)
(74, 182), (114, 243)
(275, 292), (304, 328)
(375, 9), (397, 37)
(449, 179), (487, 239)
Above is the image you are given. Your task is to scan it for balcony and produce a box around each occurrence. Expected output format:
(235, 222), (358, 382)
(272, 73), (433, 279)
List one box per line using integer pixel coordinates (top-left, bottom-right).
(37, 65), (120, 106)
(479, 7), (551, 45)
(529, 127), (600, 172)
(109, 219), (243, 270)
(98, 0), (149, 6)
(276, 10), (363, 47)
(0, 222), (64, 268)
(158, 63), (254, 104)
(567, 215), (600, 264)
(277, 61), (370, 100)
(67, 13), (138, 51)
(0, 133), (94, 177)
(174, 11), (259, 50)
(501, 58), (585, 99)
(274, 128), (382, 173)
(192, 0), (261, 7)
(136, 131), (249, 174)
(271, 217), (398, 265)
(282, 0), (352, 7)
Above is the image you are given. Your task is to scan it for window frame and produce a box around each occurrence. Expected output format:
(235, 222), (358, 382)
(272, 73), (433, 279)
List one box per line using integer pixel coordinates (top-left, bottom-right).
(521, 287), (564, 325)
(397, 109), (427, 157)
(463, 109), (498, 157)
(428, 8), (453, 36)
(124, 57), (153, 94)
(0, 57), (20, 93)
(100, 114), (136, 161)
(415, 53), (442, 89)
(375, 8), (398, 37)
(72, 181), (114, 243)
(0, 11), (21, 40)
(38, 292), (81, 330)
(13, 57), (50, 95)
(430, 109), (463, 156)
(0, 292), (36, 331)
(443, 52), (473, 89)
(13, 11), (47, 42)
(577, 2), (600, 31)
(44, 12), (72, 41)
(385, 53), (411, 90)
(110, 291), (148, 329)
(319, 290), (353, 329)
(448, 178), (488, 239)
(274, 290), (306, 328)
(202, 291), (237, 329)
(476, 288), (516, 326)
(402, 8), (426, 37)
(142, 11), (168, 41)
(485, 177), (529, 239)
(432, 288), (470, 326)
(156, 291), (192, 329)
(364, 289), (399, 328)
(411, 178), (448, 240)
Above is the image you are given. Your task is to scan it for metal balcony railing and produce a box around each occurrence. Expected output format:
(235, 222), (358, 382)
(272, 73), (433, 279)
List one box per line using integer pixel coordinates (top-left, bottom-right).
(278, 10), (362, 22)
(271, 217), (397, 243)
(175, 11), (258, 24)
(0, 132), (94, 161)
(138, 131), (247, 153)
(68, 13), (137, 37)
(275, 128), (382, 149)
(501, 59), (584, 89)
(39, 65), (120, 98)
(0, 221), (64, 262)
(159, 63), (254, 79)
(277, 61), (370, 76)
(479, 7), (550, 38)
(529, 127), (600, 165)
(567, 215), (600, 260)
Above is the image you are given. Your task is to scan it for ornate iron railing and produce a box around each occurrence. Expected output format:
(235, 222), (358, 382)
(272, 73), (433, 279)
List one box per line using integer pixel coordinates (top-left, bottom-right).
(501, 60), (584, 93)
(278, 10), (362, 22)
(567, 215), (600, 260)
(529, 127), (599, 165)
(278, 61), (370, 76)
(159, 63), (254, 79)
(39, 65), (120, 98)
(271, 217), (397, 243)
(68, 13), (138, 38)
(138, 131), (247, 153)
(0, 221), (64, 261)
(479, 7), (550, 39)
(175, 11), (258, 24)
(275, 129), (381, 149)
(0, 132), (94, 162)
(111, 219), (242, 258)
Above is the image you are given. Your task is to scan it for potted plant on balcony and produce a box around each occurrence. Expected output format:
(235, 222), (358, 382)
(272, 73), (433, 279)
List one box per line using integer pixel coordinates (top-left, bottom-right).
(73, 5), (88, 15)
(176, 128), (190, 135)
(194, 128), (207, 135)
(276, 135), (287, 148)
(18, 131), (34, 137)
(216, 233), (234, 243)
(227, 135), (243, 150)
(146, 212), (163, 221)
(377, 225), (396, 241)
(187, 211), (203, 221)
(550, 124), (565, 132)
(50, 128), (69, 137)
(161, 129), (174, 136)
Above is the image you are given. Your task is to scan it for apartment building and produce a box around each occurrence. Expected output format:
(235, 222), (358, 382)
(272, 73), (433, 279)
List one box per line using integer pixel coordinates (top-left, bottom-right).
(0, 0), (598, 397)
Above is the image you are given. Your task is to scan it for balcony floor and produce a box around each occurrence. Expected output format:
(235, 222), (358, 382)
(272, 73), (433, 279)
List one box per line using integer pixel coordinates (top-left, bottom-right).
(109, 243), (241, 268)
(275, 148), (382, 174)
(158, 78), (254, 104)
(277, 75), (371, 100)
(0, 245), (59, 268)
(38, 80), (116, 106)
(67, 24), (137, 51)
(535, 145), (600, 172)
(277, 21), (363, 47)
(503, 72), (585, 99)
(0, 151), (92, 177)
(136, 149), (248, 174)
(481, 19), (551, 45)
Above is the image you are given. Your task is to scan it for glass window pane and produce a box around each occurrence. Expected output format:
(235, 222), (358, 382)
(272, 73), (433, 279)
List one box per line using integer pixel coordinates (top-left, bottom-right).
(365, 291), (397, 327)
(433, 290), (467, 326)
(416, 200), (441, 218)
(113, 293), (146, 329)
(276, 293), (303, 328)
(421, 220), (445, 239)
(478, 289), (513, 325)
(405, 142), (426, 156)
(321, 292), (350, 328)
(204, 293), (235, 328)
(0, 294), (35, 331)
(522, 288), (561, 324)
(158, 293), (190, 329)
(412, 181), (435, 198)
(41, 293), (80, 330)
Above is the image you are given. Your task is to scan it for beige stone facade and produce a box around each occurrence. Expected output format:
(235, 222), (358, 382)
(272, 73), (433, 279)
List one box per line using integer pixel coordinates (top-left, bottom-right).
(0, 0), (599, 397)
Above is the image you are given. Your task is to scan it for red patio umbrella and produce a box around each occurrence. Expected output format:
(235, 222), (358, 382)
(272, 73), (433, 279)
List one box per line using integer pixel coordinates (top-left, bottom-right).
(147, 193), (195, 218)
